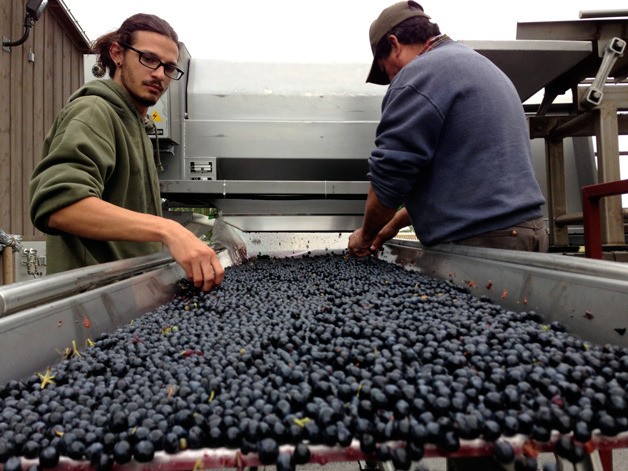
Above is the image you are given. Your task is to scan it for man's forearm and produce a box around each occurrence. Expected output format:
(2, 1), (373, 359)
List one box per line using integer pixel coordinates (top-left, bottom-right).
(361, 186), (398, 240)
(47, 196), (172, 244)
(390, 207), (411, 230)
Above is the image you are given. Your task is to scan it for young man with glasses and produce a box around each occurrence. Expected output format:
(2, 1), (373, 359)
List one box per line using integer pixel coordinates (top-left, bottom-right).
(30, 13), (223, 292)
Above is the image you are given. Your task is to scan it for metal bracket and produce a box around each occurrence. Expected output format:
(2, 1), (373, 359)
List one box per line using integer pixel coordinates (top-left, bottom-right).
(581, 37), (626, 108)
(0, 229), (23, 253)
(2, 36), (11, 53)
(20, 248), (44, 278)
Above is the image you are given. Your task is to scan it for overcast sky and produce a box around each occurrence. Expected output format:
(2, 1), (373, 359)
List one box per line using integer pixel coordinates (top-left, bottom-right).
(61, 0), (628, 62)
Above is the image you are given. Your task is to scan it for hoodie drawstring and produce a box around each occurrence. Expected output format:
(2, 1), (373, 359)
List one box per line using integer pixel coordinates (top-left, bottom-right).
(144, 116), (164, 173)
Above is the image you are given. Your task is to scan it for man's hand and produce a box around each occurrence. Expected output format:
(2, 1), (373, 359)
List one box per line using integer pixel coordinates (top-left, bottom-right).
(348, 228), (375, 257)
(348, 219), (400, 257)
(348, 186), (403, 257)
(163, 222), (224, 292)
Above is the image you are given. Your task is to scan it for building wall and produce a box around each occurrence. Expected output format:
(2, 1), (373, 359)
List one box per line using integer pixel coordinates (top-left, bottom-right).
(0, 0), (88, 284)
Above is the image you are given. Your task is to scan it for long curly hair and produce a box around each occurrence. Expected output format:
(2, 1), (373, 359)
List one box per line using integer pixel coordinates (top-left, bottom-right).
(91, 13), (180, 78)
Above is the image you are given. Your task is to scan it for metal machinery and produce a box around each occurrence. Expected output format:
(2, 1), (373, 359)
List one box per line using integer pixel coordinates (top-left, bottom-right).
(518, 12), (628, 258)
(1, 10), (628, 471)
(157, 59), (380, 233)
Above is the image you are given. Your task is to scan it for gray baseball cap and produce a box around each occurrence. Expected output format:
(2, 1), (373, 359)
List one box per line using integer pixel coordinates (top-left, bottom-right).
(367, 1), (430, 84)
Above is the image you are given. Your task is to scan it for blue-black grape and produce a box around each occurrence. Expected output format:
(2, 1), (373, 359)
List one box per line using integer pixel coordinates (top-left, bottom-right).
(492, 440), (515, 464)
(112, 440), (132, 464)
(257, 437), (279, 465)
(292, 442), (310, 465)
(2, 456), (22, 471)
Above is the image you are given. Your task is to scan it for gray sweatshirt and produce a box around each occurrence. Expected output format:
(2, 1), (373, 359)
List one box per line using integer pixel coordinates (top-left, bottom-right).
(368, 40), (545, 246)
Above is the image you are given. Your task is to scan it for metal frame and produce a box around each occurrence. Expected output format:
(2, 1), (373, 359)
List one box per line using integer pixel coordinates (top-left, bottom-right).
(529, 84), (628, 248)
(518, 17), (628, 251)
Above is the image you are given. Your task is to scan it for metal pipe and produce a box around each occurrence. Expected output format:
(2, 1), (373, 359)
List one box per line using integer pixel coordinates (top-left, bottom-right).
(579, 9), (628, 19)
(555, 209), (628, 227)
(1, 24), (31, 49)
(2, 249), (14, 286)
(550, 112), (595, 141)
(0, 252), (175, 317)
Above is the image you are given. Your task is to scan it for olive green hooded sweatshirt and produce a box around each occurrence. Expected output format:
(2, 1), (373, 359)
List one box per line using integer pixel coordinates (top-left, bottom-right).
(29, 79), (164, 274)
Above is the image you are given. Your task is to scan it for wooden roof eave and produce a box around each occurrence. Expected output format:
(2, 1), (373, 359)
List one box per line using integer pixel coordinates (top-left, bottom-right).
(46, 0), (93, 54)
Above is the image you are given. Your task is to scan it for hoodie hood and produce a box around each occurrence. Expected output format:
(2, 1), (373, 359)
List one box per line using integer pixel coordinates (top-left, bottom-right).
(68, 79), (143, 122)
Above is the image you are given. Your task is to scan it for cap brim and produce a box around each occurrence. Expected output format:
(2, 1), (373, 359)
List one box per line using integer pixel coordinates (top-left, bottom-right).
(366, 59), (390, 85)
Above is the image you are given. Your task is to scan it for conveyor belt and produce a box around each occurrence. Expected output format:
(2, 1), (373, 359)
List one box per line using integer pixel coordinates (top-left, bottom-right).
(1, 234), (627, 384)
(1, 234), (627, 470)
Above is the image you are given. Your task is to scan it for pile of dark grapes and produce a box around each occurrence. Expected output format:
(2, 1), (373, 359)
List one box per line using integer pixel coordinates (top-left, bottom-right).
(1, 254), (627, 470)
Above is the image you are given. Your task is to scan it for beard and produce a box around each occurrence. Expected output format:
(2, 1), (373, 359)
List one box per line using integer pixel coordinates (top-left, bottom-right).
(128, 88), (159, 108)
(120, 68), (162, 108)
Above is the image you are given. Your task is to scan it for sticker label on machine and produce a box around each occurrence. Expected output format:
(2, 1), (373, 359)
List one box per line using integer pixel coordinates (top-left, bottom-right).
(188, 157), (217, 180)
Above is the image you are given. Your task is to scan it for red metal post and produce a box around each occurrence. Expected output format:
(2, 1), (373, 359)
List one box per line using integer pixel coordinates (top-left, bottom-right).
(581, 179), (628, 259)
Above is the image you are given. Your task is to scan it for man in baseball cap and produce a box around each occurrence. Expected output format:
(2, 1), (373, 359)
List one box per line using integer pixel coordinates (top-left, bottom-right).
(350, 2), (547, 262)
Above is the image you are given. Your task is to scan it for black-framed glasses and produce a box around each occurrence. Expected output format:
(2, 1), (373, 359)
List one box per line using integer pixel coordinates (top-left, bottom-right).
(121, 43), (184, 80)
